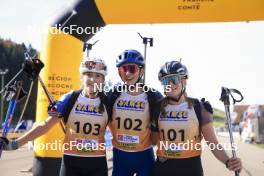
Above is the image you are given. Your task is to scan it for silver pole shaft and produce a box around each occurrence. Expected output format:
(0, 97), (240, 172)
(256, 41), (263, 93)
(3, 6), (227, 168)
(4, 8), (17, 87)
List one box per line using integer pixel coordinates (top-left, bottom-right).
(60, 10), (77, 29)
(0, 69), (23, 94)
(0, 69), (9, 124)
(225, 105), (237, 158)
(14, 81), (34, 132)
(143, 44), (147, 84)
(0, 74), (4, 124)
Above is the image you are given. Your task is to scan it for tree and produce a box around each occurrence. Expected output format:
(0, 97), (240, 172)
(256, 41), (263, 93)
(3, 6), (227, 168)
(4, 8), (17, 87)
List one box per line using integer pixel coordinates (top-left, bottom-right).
(0, 37), (38, 125)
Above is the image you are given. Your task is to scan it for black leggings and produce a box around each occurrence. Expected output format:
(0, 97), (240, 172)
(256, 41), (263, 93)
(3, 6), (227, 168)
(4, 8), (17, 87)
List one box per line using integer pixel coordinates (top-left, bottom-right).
(60, 155), (108, 176)
(152, 156), (203, 176)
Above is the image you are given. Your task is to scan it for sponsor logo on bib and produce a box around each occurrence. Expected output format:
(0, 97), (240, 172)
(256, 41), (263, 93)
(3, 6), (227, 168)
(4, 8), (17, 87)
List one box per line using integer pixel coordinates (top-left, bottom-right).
(117, 134), (140, 144)
(75, 103), (102, 116)
(117, 99), (145, 111)
(160, 111), (188, 121)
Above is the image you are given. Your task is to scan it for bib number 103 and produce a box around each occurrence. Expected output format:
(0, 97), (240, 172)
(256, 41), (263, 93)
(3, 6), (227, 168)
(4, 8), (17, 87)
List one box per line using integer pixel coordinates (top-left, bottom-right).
(74, 122), (101, 135)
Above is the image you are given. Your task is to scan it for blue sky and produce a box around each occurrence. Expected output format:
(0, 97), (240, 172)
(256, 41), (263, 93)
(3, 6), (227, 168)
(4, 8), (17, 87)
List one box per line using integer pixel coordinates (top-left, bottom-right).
(1, 0), (264, 110)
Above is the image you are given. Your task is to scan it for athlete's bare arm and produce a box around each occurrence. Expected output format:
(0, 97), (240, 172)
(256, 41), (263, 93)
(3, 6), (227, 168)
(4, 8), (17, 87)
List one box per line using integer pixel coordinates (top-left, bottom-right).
(202, 121), (242, 172)
(16, 116), (60, 148)
(202, 122), (229, 163)
(151, 131), (159, 145)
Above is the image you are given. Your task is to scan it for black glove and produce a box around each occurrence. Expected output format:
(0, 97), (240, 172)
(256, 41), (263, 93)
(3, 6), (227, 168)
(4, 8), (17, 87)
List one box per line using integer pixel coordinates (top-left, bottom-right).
(0, 137), (18, 150)
(22, 57), (44, 80)
(201, 98), (213, 114)
(47, 102), (62, 117)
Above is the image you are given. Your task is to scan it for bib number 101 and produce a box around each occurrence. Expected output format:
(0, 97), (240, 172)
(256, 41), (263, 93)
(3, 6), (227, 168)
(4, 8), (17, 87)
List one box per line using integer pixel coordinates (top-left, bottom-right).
(160, 129), (185, 142)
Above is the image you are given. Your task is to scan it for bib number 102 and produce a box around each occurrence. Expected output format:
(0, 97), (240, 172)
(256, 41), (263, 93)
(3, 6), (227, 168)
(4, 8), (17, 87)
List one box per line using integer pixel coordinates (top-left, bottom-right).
(115, 117), (142, 131)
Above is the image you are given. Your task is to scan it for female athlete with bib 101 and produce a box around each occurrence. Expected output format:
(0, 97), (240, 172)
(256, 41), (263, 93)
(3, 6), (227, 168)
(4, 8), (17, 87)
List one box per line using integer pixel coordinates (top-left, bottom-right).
(0, 57), (110, 176)
(108, 49), (163, 176)
(151, 60), (242, 176)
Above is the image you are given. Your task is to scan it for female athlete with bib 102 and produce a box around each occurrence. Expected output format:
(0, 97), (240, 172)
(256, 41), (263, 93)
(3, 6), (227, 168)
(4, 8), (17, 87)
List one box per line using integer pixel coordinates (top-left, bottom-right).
(108, 49), (163, 176)
(151, 60), (242, 176)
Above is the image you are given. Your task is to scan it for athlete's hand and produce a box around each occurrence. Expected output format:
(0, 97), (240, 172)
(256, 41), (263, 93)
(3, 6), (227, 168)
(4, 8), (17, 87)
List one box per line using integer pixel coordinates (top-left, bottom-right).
(0, 137), (18, 150)
(226, 157), (242, 173)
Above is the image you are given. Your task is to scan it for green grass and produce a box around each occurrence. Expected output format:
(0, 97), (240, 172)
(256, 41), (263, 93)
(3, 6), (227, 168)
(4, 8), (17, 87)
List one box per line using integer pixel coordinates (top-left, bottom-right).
(213, 108), (226, 127)
(254, 143), (264, 149)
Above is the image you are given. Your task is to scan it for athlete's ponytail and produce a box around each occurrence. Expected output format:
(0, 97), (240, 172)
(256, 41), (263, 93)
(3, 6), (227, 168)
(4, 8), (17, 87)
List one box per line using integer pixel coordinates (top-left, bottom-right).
(186, 95), (202, 139)
(97, 92), (105, 113)
(160, 97), (169, 116)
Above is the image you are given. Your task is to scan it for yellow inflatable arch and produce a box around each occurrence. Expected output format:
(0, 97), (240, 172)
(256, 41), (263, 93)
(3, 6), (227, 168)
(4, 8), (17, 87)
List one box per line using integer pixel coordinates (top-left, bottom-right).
(35, 0), (264, 175)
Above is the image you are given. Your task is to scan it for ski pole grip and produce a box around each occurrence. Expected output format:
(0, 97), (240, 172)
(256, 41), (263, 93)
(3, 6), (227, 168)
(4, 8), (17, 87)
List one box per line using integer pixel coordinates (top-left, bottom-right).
(220, 87), (243, 105)
(235, 171), (239, 176)
(220, 87), (230, 105)
(229, 88), (243, 104)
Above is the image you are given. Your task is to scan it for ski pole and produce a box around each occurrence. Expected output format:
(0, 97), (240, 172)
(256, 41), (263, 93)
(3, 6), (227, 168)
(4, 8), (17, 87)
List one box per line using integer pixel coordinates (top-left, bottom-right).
(23, 51), (66, 133)
(0, 69), (23, 95)
(38, 77), (66, 133)
(14, 81), (33, 132)
(138, 32), (153, 84)
(220, 87), (243, 176)
(0, 81), (23, 157)
(60, 10), (77, 29)
(83, 40), (99, 57)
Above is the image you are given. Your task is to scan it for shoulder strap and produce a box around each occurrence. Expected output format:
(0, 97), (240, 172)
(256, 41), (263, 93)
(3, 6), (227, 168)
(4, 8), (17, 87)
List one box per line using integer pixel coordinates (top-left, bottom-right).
(62, 89), (82, 124)
(188, 98), (203, 138)
(146, 87), (163, 130)
(191, 98), (202, 126)
(150, 97), (163, 132)
(106, 86), (122, 120)
(146, 86), (163, 104)
(98, 92), (112, 122)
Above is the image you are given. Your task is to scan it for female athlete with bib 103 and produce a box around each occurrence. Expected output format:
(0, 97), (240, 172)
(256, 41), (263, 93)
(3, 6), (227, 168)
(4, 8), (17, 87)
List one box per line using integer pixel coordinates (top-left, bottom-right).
(151, 61), (242, 176)
(108, 49), (163, 176)
(0, 57), (110, 176)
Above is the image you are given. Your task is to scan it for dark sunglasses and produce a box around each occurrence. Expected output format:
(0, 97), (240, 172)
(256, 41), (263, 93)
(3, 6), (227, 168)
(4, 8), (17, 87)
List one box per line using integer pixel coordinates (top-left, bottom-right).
(161, 75), (182, 85)
(119, 64), (139, 74)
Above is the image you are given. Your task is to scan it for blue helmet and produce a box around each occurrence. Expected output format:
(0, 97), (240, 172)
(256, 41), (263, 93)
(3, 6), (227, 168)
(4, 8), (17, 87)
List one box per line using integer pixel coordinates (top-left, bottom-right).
(116, 49), (145, 67)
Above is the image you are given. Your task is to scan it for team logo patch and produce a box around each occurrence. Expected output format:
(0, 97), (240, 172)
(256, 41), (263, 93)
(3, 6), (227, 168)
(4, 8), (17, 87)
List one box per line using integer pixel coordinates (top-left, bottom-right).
(160, 111), (188, 121)
(117, 99), (145, 111)
(76, 138), (98, 145)
(116, 134), (140, 144)
(75, 103), (102, 116)
(164, 150), (182, 157)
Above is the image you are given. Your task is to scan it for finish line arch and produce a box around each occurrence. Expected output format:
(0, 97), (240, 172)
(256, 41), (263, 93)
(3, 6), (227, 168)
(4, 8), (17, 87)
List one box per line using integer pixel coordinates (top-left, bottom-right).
(34, 0), (264, 175)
